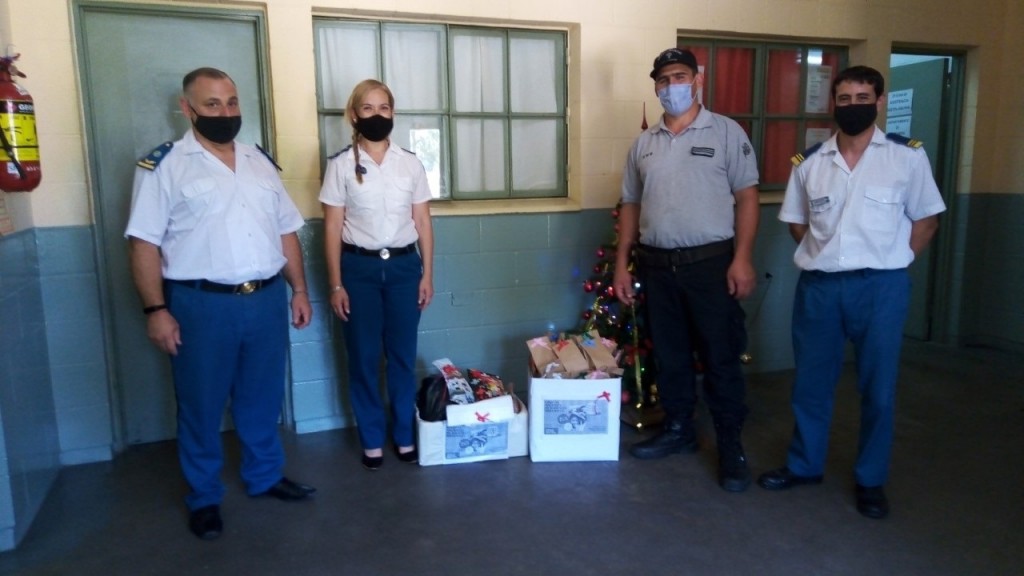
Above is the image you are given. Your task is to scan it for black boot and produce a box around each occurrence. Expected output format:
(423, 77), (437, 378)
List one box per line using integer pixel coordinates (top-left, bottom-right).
(629, 417), (697, 459)
(715, 422), (751, 492)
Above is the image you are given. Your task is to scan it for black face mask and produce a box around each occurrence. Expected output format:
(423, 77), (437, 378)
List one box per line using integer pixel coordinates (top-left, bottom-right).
(355, 114), (394, 142)
(190, 106), (242, 144)
(833, 103), (877, 136)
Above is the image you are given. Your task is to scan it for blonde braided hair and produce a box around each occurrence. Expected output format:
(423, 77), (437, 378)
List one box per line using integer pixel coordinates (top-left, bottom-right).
(346, 79), (395, 184)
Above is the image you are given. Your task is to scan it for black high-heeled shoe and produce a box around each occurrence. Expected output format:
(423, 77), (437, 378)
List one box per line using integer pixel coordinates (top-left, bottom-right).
(361, 453), (383, 470)
(395, 447), (418, 464)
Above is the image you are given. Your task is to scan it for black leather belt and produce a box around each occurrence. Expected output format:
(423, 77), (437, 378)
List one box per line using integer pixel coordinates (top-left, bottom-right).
(636, 238), (733, 267)
(342, 242), (417, 260)
(168, 273), (280, 295)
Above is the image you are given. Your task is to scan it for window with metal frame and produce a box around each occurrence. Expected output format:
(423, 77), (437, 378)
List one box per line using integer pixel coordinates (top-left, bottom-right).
(314, 18), (568, 201)
(678, 40), (848, 190)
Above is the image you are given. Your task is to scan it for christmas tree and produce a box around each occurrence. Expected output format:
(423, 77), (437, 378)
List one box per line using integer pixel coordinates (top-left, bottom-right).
(577, 202), (662, 429)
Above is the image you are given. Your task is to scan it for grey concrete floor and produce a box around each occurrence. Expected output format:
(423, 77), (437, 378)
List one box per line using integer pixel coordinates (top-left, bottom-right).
(1, 340), (1022, 576)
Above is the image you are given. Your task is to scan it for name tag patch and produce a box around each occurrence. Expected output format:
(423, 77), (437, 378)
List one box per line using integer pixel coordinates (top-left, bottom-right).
(690, 147), (715, 158)
(810, 196), (831, 212)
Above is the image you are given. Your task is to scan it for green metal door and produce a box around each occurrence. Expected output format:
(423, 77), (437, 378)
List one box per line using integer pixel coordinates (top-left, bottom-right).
(75, 2), (271, 444)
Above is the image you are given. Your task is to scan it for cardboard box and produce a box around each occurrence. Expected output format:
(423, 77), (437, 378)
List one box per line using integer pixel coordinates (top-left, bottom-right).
(528, 376), (621, 462)
(417, 394), (528, 466)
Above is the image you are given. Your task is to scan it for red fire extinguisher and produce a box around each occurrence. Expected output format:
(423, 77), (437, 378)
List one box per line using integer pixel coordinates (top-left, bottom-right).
(0, 54), (41, 192)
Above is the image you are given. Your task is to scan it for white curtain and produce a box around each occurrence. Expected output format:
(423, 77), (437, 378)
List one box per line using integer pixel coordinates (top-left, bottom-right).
(383, 25), (444, 111)
(317, 24), (378, 109)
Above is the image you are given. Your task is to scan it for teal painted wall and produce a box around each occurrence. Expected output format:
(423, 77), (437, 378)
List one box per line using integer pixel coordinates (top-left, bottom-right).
(0, 230), (60, 551)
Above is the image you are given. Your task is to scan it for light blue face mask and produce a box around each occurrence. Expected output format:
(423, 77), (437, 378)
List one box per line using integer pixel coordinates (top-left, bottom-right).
(658, 82), (695, 117)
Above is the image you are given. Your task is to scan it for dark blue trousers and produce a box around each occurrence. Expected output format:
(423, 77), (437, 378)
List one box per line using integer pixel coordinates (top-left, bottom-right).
(640, 251), (748, 426)
(340, 251), (422, 451)
(786, 268), (910, 487)
(166, 279), (288, 511)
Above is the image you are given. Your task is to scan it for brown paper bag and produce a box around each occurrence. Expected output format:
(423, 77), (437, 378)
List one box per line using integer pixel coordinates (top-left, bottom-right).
(574, 330), (619, 372)
(552, 338), (590, 374)
(526, 336), (561, 375)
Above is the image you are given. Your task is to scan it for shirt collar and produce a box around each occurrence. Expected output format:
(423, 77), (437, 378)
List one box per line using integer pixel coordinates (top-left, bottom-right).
(820, 125), (885, 155)
(179, 128), (254, 159)
(652, 105), (712, 135)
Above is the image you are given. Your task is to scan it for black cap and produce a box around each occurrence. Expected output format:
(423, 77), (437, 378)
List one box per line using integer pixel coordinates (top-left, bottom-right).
(650, 48), (699, 79)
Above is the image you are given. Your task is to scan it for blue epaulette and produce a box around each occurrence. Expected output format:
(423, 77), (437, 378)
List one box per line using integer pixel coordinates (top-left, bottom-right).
(886, 133), (924, 149)
(328, 145), (352, 160)
(136, 141), (174, 171)
(790, 141), (823, 167)
(256, 143), (283, 172)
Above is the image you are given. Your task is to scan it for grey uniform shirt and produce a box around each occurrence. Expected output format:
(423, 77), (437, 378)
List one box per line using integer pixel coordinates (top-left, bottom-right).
(621, 106), (759, 249)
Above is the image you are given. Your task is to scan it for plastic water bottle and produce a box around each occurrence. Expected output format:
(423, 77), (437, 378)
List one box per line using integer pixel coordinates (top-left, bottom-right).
(546, 322), (558, 342)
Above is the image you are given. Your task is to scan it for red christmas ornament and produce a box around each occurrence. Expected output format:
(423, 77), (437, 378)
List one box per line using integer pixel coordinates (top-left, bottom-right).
(605, 286), (615, 297)
(583, 281), (594, 293)
(593, 264), (602, 274)
(596, 248), (606, 258)
(582, 310), (593, 320)
(612, 209), (619, 219)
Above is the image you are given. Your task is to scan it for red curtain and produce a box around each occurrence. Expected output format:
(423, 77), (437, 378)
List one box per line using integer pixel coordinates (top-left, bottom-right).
(711, 47), (755, 114)
(766, 49), (801, 114)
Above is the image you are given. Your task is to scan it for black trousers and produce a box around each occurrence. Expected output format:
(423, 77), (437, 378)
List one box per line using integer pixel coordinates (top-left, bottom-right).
(639, 251), (748, 427)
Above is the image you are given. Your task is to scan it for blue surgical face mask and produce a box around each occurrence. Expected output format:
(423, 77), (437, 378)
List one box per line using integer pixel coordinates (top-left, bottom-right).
(658, 82), (695, 117)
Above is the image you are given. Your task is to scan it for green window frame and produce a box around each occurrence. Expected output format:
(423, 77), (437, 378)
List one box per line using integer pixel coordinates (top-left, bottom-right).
(314, 18), (568, 201)
(678, 39), (848, 190)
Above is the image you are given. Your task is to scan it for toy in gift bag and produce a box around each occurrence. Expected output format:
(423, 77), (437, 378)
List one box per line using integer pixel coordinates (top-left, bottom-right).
(467, 369), (507, 401)
(432, 358), (475, 405)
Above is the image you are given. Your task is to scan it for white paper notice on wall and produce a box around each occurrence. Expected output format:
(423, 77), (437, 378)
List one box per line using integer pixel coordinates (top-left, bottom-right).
(886, 116), (912, 137)
(805, 128), (833, 149)
(805, 65), (832, 114)
(887, 89), (914, 117)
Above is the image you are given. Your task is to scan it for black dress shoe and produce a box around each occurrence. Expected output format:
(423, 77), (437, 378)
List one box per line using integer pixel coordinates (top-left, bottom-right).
(260, 477), (316, 500)
(757, 467), (824, 490)
(395, 447), (418, 464)
(362, 454), (383, 470)
(629, 418), (698, 460)
(189, 505), (222, 540)
(855, 484), (889, 519)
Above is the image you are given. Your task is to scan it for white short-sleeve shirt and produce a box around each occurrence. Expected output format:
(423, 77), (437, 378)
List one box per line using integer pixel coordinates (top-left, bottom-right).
(318, 141), (432, 250)
(778, 127), (947, 272)
(124, 130), (305, 284)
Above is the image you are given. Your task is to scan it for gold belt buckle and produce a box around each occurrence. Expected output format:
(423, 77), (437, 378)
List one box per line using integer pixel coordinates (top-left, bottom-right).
(379, 248), (390, 260)
(238, 281), (257, 295)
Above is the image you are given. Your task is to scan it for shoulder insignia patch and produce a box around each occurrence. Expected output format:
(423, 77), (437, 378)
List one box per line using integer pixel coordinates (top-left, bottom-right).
(401, 147), (417, 156)
(136, 141), (174, 171)
(256, 144), (283, 172)
(790, 141), (823, 167)
(328, 145), (352, 160)
(886, 133), (923, 149)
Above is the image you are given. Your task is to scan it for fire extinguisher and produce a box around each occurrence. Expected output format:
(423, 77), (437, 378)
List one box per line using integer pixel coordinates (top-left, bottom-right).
(0, 53), (41, 192)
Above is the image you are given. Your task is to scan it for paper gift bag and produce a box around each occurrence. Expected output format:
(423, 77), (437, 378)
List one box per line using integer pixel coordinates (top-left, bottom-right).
(551, 338), (590, 375)
(574, 330), (619, 373)
(526, 336), (561, 375)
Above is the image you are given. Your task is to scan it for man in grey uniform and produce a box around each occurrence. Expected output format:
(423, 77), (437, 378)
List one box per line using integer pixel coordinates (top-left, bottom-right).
(613, 47), (760, 492)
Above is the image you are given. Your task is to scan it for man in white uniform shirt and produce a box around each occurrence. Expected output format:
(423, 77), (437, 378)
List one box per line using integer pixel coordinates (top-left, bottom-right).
(126, 67), (316, 540)
(758, 65), (946, 519)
